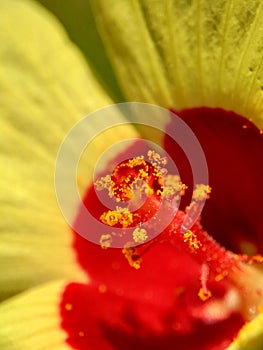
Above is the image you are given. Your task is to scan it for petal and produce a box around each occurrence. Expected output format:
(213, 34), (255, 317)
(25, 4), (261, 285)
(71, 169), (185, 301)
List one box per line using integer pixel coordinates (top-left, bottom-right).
(169, 108), (263, 255)
(0, 280), (71, 350)
(92, 0), (263, 128)
(37, 0), (123, 100)
(226, 313), (263, 350)
(61, 282), (243, 350)
(0, 0), (137, 299)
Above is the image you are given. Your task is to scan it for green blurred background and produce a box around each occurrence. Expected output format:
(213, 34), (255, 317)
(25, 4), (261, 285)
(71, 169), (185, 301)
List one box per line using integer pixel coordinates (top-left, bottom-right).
(36, 0), (123, 102)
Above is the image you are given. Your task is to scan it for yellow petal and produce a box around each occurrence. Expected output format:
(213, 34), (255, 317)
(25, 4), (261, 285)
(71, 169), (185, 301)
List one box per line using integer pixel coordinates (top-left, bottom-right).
(93, 0), (263, 129)
(226, 313), (263, 350)
(0, 280), (71, 350)
(0, 0), (138, 300)
(37, 0), (123, 100)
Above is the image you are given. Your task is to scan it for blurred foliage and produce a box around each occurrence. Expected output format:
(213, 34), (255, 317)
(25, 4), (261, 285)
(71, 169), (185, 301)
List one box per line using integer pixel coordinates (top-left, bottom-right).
(36, 0), (124, 101)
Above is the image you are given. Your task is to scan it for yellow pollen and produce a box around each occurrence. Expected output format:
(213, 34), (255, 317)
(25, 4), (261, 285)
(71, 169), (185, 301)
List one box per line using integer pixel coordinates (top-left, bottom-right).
(98, 284), (107, 293)
(193, 184), (212, 201)
(198, 287), (212, 301)
(96, 151), (202, 271)
(183, 230), (202, 252)
(100, 211), (120, 226)
(132, 227), (148, 244)
(127, 156), (145, 168)
(99, 234), (112, 249)
(94, 175), (112, 191)
(139, 168), (148, 178)
(147, 150), (168, 172)
(94, 175), (113, 198)
(122, 246), (142, 269)
(148, 150), (162, 162)
(162, 175), (185, 199)
(118, 208), (134, 228)
(100, 207), (133, 228)
(65, 303), (72, 311)
(215, 273), (225, 281)
(138, 182), (154, 196)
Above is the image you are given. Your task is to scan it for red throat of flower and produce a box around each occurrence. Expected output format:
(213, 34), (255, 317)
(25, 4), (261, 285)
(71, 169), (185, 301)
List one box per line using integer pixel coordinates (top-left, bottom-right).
(95, 149), (263, 321)
(62, 107), (263, 350)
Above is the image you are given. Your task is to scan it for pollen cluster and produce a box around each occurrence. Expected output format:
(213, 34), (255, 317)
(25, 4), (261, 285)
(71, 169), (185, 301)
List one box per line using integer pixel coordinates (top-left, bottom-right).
(100, 207), (134, 228)
(95, 150), (211, 278)
(93, 143), (263, 319)
(192, 184), (212, 201)
(122, 245), (142, 269)
(132, 227), (148, 244)
(110, 156), (153, 202)
(147, 149), (168, 175)
(95, 151), (182, 259)
(99, 234), (112, 249)
(162, 174), (187, 199)
(183, 230), (202, 253)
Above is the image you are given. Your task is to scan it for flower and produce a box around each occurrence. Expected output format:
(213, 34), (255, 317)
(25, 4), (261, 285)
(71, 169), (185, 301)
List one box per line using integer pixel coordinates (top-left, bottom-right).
(0, 0), (263, 349)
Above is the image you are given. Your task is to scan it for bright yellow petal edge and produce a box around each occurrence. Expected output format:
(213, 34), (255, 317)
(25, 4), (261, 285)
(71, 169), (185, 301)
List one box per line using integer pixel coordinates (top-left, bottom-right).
(0, 280), (71, 350)
(92, 0), (263, 130)
(226, 312), (263, 350)
(0, 0), (138, 300)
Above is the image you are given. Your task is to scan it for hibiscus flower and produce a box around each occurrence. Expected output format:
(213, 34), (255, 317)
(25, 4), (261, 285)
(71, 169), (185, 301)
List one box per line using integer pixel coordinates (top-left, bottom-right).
(0, 1), (263, 350)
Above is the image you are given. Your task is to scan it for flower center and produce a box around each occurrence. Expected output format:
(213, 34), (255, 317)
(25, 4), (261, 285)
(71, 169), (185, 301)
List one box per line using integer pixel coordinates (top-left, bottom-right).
(73, 107), (263, 323)
(169, 107), (263, 256)
(95, 151), (187, 246)
(95, 150), (236, 299)
(92, 108), (263, 319)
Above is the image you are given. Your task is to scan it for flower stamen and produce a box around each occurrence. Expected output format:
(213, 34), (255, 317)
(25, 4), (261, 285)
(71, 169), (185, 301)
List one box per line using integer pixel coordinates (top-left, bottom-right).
(183, 230), (202, 253)
(122, 245), (142, 269)
(132, 227), (148, 244)
(94, 150), (263, 318)
(198, 263), (212, 301)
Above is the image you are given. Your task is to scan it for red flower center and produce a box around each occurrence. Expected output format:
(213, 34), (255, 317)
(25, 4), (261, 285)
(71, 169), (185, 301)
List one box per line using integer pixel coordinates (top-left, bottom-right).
(60, 107), (263, 350)
(170, 108), (263, 256)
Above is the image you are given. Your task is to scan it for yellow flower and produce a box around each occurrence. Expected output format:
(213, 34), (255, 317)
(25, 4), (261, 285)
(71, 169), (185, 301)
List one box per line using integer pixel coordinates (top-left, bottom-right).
(0, 0), (263, 349)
